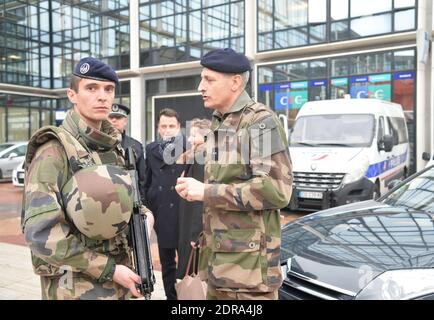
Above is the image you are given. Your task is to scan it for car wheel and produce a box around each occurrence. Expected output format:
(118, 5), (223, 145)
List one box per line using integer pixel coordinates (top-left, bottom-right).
(373, 183), (381, 200)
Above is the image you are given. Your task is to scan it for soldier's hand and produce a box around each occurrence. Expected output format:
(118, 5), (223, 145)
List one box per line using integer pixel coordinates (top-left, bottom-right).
(175, 177), (204, 202)
(112, 265), (143, 298)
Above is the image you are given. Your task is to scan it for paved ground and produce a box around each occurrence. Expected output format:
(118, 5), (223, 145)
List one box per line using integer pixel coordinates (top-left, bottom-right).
(0, 181), (305, 300)
(0, 242), (165, 300)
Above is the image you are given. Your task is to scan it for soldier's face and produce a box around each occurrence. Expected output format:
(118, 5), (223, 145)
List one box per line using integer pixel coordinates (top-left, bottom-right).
(158, 115), (180, 140)
(108, 115), (128, 132)
(67, 78), (115, 128)
(198, 68), (237, 112)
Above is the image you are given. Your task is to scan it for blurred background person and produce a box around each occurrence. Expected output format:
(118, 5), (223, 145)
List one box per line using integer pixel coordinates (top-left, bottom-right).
(144, 108), (186, 300)
(108, 103), (154, 233)
(176, 118), (211, 280)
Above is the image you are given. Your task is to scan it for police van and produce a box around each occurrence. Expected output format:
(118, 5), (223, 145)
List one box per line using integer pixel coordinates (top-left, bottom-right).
(287, 98), (410, 211)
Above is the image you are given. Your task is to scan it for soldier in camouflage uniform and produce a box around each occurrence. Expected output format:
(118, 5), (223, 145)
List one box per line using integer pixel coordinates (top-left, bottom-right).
(22, 57), (143, 300)
(175, 48), (293, 300)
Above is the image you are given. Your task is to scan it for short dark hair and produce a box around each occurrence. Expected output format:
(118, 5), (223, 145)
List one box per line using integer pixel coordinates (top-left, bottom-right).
(158, 108), (180, 124)
(70, 74), (82, 92)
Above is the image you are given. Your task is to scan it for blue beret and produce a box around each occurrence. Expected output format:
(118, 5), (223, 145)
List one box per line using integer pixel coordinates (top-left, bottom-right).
(200, 48), (251, 74)
(73, 57), (118, 84)
(109, 103), (130, 117)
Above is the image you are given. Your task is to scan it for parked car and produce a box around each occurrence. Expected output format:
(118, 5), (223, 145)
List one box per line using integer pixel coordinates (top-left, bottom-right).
(0, 142), (16, 153)
(279, 164), (434, 300)
(12, 160), (25, 187)
(0, 142), (28, 180)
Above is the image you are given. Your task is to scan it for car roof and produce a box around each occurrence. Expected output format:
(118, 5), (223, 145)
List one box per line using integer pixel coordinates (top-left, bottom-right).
(0, 141), (28, 156)
(297, 98), (405, 118)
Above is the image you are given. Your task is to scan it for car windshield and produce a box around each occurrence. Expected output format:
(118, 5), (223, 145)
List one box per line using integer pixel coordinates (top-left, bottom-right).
(290, 114), (375, 147)
(383, 166), (434, 212)
(0, 143), (14, 152)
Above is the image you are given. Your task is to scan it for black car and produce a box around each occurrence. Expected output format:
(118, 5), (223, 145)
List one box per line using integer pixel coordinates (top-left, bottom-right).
(279, 165), (434, 300)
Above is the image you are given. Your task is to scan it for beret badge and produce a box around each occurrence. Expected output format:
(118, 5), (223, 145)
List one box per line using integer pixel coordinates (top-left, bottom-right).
(79, 63), (90, 74)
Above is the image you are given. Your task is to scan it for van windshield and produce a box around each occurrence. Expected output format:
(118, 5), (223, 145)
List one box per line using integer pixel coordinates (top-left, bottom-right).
(290, 114), (375, 148)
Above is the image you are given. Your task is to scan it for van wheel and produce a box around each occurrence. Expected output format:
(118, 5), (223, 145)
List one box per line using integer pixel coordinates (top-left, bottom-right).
(373, 183), (381, 200)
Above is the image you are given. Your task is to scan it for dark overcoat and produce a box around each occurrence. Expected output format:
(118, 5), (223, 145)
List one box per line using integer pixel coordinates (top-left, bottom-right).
(144, 139), (185, 248)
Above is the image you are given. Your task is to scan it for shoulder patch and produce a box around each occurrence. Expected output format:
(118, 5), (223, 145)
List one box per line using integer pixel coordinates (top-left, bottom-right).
(248, 113), (288, 158)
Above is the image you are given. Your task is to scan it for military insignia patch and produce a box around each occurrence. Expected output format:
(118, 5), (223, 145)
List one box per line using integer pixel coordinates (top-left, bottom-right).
(79, 63), (90, 74)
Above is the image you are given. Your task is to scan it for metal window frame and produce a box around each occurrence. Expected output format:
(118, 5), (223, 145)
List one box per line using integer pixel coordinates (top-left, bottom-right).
(256, 0), (418, 52)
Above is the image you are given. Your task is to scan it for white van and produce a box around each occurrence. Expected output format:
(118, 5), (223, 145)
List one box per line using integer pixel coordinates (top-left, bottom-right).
(287, 98), (410, 211)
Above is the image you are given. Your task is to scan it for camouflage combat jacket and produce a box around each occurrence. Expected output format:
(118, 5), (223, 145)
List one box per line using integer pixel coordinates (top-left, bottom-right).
(22, 110), (130, 283)
(199, 91), (293, 293)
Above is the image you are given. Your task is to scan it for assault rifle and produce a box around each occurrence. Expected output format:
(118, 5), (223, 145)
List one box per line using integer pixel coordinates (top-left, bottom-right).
(125, 147), (156, 299)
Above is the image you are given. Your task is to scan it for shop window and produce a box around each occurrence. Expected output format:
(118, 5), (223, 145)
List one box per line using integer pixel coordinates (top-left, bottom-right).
(309, 80), (327, 101)
(30, 109), (40, 136)
(394, 50), (415, 71)
(0, 108), (6, 143)
(258, 85), (274, 110)
(393, 72), (415, 113)
(309, 60), (327, 78)
(350, 74), (391, 100)
(331, 78), (348, 99)
(331, 57), (349, 77)
(7, 107), (29, 142)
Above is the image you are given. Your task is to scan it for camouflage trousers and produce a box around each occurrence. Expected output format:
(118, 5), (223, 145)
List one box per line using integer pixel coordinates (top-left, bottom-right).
(206, 282), (278, 300)
(40, 274), (131, 300)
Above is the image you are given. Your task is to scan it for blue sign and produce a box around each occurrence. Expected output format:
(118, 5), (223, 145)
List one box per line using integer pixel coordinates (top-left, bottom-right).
(394, 72), (415, 80)
(275, 92), (290, 110)
(275, 91), (308, 110)
(351, 76), (369, 83)
(275, 83), (290, 90)
(259, 84), (273, 92)
(350, 86), (369, 98)
(310, 80), (327, 87)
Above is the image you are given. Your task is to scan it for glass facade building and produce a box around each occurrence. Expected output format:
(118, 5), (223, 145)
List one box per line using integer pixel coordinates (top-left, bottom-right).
(1, 1), (130, 89)
(1, 0), (433, 172)
(257, 0), (417, 51)
(139, 0), (245, 66)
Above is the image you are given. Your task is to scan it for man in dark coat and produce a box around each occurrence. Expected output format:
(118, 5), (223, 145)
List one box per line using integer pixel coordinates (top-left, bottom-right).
(108, 103), (147, 204)
(144, 108), (185, 300)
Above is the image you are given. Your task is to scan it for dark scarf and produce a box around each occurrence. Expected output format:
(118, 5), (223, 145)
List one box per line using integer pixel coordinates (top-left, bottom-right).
(157, 133), (186, 165)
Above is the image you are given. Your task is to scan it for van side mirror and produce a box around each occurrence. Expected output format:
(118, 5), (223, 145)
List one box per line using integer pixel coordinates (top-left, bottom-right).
(422, 152), (431, 161)
(379, 135), (393, 152)
(288, 128), (294, 143)
(387, 179), (401, 190)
